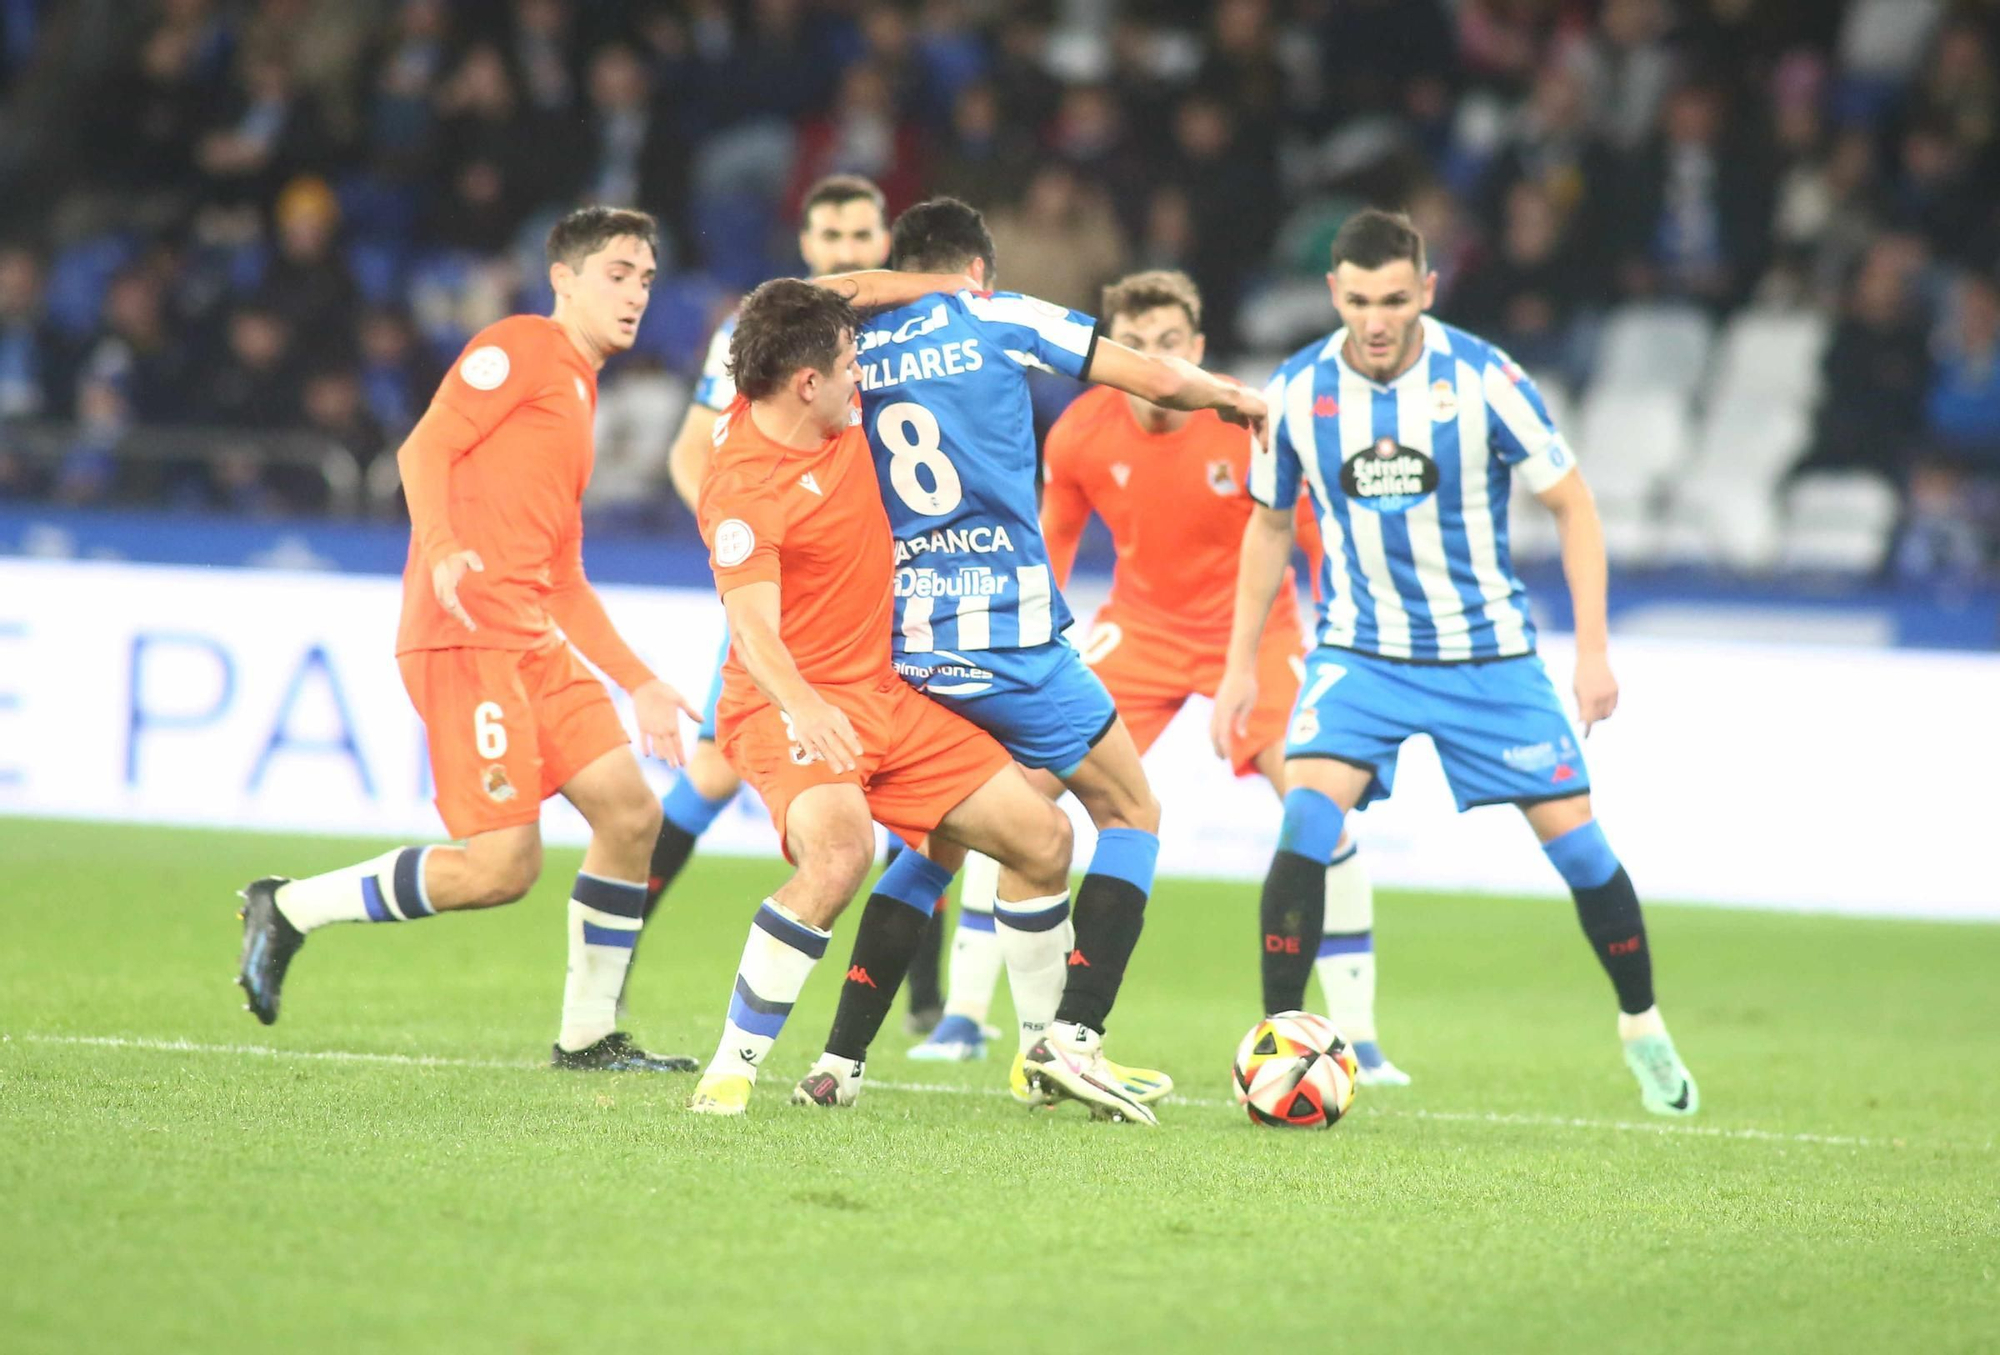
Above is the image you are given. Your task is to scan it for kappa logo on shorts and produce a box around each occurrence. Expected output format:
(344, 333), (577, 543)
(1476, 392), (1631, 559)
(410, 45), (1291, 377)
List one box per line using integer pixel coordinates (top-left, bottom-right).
(460, 345), (510, 391)
(481, 764), (517, 802)
(714, 519), (755, 568)
(1288, 707), (1320, 745)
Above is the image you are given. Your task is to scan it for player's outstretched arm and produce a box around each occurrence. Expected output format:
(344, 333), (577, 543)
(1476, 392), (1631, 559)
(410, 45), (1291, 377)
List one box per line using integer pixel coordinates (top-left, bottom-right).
(811, 269), (979, 313)
(721, 581), (863, 774)
(668, 404), (721, 512)
(1083, 341), (1267, 437)
(1536, 470), (1618, 733)
(1039, 427), (1092, 590)
(545, 523), (699, 766)
(1212, 504), (1298, 759)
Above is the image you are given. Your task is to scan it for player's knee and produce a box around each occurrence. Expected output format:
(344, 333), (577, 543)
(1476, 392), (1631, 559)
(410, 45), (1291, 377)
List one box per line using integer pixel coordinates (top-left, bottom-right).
(687, 743), (740, 802)
(1091, 784), (1160, 836)
(801, 830), (875, 907)
(471, 840), (542, 907)
(1017, 803), (1073, 889)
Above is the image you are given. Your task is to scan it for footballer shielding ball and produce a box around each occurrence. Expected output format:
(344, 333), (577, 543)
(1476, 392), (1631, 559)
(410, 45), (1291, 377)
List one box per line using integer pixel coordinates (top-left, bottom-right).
(1232, 1011), (1359, 1129)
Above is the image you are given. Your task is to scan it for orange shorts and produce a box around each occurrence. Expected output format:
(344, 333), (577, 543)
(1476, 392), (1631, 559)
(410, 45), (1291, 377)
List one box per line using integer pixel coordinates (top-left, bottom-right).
(398, 642), (629, 839)
(718, 674), (1012, 853)
(1079, 608), (1305, 777)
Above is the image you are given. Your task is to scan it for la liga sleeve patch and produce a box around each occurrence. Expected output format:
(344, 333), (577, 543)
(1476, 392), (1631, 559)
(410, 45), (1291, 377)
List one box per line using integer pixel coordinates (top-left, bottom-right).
(714, 519), (756, 567)
(460, 345), (511, 391)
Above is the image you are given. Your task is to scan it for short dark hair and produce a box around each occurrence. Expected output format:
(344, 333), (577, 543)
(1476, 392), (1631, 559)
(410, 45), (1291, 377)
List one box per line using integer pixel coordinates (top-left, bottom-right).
(800, 175), (886, 230)
(1101, 269), (1202, 333)
(1330, 208), (1427, 275)
(889, 197), (995, 279)
(546, 205), (660, 270)
(727, 279), (857, 402)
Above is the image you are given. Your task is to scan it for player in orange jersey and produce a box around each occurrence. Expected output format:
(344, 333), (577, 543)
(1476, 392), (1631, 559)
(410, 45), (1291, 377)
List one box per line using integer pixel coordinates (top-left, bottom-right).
(1036, 271), (1407, 1084)
(233, 207), (711, 1071)
(683, 279), (1157, 1123)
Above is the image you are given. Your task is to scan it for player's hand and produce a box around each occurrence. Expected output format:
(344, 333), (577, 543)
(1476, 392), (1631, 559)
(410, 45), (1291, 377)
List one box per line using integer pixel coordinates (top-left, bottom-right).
(1574, 649), (1619, 735)
(1210, 666), (1258, 760)
(632, 679), (702, 769)
(431, 549), (484, 631)
(784, 691), (864, 775)
(1217, 385), (1268, 442)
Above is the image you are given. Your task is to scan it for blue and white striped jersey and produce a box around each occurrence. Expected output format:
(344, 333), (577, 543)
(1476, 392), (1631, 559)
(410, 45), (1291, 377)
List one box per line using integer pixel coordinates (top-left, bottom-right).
(1252, 316), (1576, 663)
(691, 312), (738, 412)
(857, 289), (1100, 654)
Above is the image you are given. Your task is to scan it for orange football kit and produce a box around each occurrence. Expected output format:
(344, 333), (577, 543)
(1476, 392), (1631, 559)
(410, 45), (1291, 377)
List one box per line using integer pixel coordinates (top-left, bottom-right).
(397, 315), (656, 837)
(1042, 385), (1319, 776)
(700, 396), (1011, 848)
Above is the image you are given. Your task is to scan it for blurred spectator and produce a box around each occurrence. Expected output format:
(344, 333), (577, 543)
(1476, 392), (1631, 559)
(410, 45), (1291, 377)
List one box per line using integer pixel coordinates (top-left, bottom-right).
(789, 62), (924, 216)
(986, 163), (1127, 315)
(1609, 80), (1771, 309)
(1168, 91), (1274, 353)
(587, 353), (681, 531)
(260, 176), (360, 358)
(197, 302), (301, 428)
(357, 306), (434, 440)
(0, 244), (69, 419)
(1796, 239), (1931, 479)
(1482, 61), (1620, 295)
(1924, 271), (2000, 460)
(928, 80), (1033, 210)
(1576, 0), (1677, 153)
(577, 43), (687, 264)
(1448, 181), (1578, 375)
(195, 46), (329, 205)
(78, 268), (194, 424)
(1890, 114), (1992, 270)
(301, 366), (387, 477)
(366, 0), (453, 169)
(53, 376), (130, 506)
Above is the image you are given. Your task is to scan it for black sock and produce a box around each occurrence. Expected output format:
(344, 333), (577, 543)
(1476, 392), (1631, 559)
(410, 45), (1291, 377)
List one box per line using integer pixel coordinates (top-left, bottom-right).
(642, 821), (700, 922)
(1572, 866), (1654, 1015)
(1260, 849), (1325, 1014)
(904, 901), (946, 1014)
(1053, 874), (1147, 1034)
(825, 893), (929, 1062)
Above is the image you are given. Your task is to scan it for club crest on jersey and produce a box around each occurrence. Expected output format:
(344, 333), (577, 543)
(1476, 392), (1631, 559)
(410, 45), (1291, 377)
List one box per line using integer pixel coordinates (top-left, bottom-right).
(1341, 437), (1440, 515)
(1206, 460), (1236, 496)
(1110, 462), (1131, 488)
(481, 765), (516, 802)
(1429, 378), (1458, 422)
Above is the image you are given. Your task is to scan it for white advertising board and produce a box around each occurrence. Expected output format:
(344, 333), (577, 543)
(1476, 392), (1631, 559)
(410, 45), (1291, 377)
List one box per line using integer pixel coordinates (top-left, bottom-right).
(1, 559), (1993, 920)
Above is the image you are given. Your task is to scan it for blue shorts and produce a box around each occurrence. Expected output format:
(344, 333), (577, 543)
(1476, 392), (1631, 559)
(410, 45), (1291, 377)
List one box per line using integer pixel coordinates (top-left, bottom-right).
(894, 639), (1117, 779)
(697, 625), (730, 743)
(1285, 647), (1590, 813)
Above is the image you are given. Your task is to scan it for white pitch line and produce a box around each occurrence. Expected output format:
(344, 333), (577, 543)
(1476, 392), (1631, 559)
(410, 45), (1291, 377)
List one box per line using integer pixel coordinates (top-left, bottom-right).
(5, 1033), (1975, 1153)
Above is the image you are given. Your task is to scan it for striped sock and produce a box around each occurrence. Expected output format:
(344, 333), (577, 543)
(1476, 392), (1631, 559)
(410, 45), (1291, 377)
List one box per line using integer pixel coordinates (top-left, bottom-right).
(993, 892), (1072, 1054)
(274, 848), (435, 933)
(558, 873), (646, 1051)
(708, 899), (830, 1080)
(1314, 844), (1378, 1042)
(942, 852), (1002, 1026)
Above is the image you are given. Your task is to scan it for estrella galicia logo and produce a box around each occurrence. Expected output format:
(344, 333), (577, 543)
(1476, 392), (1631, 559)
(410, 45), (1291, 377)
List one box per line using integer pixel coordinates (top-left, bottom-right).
(1340, 436), (1439, 515)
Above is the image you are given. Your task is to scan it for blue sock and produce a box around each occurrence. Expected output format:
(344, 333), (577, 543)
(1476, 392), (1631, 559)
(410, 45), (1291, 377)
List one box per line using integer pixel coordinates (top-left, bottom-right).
(663, 777), (731, 837)
(1055, 828), (1161, 1033)
(874, 847), (955, 916)
(1542, 821), (1619, 891)
(646, 778), (734, 917)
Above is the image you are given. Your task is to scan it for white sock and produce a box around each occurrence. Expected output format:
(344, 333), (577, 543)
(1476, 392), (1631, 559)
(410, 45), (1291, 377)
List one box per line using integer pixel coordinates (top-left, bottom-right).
(274, 847), (435, 933)
(942, 852), (1003, 1025)
(993, 892), (1072, 1054)
(708, 898), (830, 1080)
(1314, 845), (1378, 1043)
(558, 873), (646, 1051)
(1618, 1005), (1666, 1041)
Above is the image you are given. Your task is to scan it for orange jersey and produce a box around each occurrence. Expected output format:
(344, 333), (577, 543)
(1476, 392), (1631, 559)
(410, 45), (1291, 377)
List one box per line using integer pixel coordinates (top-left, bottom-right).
(1042, 385), (1318, 642)
(395, 315), (653, 691)
(700, 396), (896, 696)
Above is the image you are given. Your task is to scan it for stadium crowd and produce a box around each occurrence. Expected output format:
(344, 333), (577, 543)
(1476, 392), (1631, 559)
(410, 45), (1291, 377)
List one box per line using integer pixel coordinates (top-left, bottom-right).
(0, 0), (1996, 580)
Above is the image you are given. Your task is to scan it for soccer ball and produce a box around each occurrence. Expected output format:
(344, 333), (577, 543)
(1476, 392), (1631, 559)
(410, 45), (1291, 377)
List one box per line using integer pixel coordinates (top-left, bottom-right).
(1232, 1011), (1359, 1129)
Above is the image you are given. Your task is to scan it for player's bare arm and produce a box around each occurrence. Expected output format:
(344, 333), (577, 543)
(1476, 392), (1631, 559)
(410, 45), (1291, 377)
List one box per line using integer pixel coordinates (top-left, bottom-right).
(668, 403), (721, 511)
(1211, 504), (1298, 758)
(1536, 470), (1618, 733)
(1084, 340), (1267, 437)
(720, 580), (863, 774)
(811, 269), (978, 312)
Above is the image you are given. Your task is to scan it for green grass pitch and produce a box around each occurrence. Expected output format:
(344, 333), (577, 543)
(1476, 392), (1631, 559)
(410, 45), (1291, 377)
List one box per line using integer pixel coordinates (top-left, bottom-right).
(2, 818), (1995, 1354)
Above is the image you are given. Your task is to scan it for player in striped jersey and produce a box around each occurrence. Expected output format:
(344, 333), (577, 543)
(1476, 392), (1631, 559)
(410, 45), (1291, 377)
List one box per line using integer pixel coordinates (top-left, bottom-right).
(810, 198), (1265, 1108)
(1214, 209), (1698, 1116)
(624, 178), (900, 1011)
